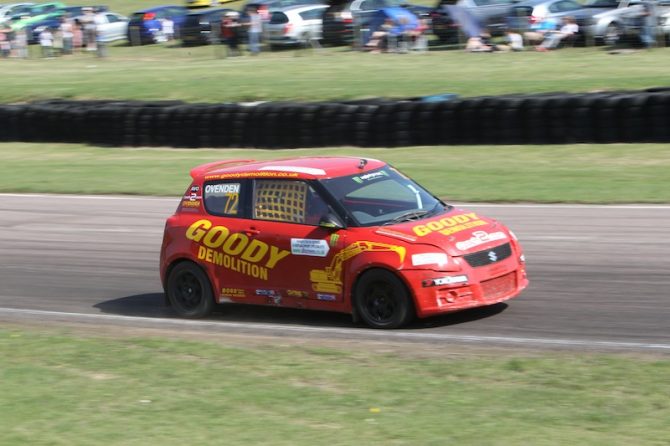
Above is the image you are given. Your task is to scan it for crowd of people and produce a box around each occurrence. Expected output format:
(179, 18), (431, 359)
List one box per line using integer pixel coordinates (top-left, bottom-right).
(1, 3), (661, 60)
(0, 7), (112, 59)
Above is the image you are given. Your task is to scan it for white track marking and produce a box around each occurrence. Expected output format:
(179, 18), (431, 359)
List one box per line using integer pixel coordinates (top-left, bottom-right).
(1, 307), (669, 352)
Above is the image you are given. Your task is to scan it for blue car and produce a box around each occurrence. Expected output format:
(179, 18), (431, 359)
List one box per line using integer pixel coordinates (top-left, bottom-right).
(127, 5), (188, 45)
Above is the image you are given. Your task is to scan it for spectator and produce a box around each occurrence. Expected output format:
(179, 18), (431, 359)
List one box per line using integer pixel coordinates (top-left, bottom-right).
(365, 18), (393, 53)
(504, 29), (524, 51)
(82, 7), (97, 51)
(222, 11), (241, 57)
(61, 15), (74, 55)
(409, 18), (429, 52)
(162, 17), (175, 41)
(73, 19), (83, 52)
(536, 16), (578, 51)
(639, 1), (657, 48)
(53, 23), (63, 56)
(524, 14), (558, 45)
(0, 26), (10, 58)
(39, 27), (54, 58)
(247, 6), (262, 55)
(13, 28), (28, 58)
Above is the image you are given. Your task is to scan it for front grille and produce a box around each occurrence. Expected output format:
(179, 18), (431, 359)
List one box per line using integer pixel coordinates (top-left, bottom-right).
(463, 243), (512, 268)
(481, 272), (517, 301)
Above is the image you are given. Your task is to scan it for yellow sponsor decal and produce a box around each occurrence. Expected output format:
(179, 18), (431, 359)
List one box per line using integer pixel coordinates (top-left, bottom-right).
(310, 241), (405, 294)
(186, 219), (290, 281)
(413, 212), (486, 237)
(221, 287), (246, 298)
(182, 200), (201, 208)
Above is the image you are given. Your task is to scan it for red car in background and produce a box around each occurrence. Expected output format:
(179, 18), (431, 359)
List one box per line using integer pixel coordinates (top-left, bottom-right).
(160, 157), (528, 328)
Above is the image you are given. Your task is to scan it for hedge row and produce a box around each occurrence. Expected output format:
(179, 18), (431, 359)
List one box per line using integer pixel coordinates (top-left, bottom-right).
(1, 88), (670, 148)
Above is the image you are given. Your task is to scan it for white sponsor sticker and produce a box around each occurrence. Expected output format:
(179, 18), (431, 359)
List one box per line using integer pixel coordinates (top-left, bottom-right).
(411, 252), (448, 266)
(455, 231), (507, 251)
(205, 183), (240, 194)
(291, 239), (330, 257)
(258, 166), (326, 176)
(316, 293), (337, 301)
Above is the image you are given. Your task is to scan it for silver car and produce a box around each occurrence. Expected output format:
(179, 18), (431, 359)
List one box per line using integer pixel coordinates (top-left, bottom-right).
(573, 0), (648, 44)
(507, 0), (583, 32)
(265, 3), (328, 47)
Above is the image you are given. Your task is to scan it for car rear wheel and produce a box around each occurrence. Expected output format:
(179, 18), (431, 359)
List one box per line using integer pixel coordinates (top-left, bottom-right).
(354, 269), (414, 329)
(166, 261), (214, 318)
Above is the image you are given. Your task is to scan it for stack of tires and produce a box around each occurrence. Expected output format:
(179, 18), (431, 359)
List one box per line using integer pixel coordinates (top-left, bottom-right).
(0, 88), (669, 148)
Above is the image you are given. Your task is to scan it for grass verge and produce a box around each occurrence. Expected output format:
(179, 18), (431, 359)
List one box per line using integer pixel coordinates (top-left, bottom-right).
(1, 143), (669, 203)
(3, 44), (670, 103)
(1, 327), (669, 446)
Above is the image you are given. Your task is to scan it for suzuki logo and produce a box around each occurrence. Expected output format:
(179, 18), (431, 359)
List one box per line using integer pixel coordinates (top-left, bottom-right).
(488, 251), (498, 262)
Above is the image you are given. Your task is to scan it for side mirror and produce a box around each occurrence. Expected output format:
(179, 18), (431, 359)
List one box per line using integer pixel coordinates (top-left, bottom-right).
(318, 212), (345, 230)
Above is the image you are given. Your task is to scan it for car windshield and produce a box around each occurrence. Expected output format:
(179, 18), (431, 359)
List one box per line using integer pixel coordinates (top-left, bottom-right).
(320, 166), (448, 226)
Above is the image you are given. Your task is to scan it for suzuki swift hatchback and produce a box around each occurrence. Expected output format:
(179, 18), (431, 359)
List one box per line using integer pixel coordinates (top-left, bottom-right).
(160, 157), (528, 328)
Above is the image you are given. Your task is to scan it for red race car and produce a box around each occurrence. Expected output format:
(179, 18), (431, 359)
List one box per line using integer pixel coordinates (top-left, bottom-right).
(160, 157), (528, 328)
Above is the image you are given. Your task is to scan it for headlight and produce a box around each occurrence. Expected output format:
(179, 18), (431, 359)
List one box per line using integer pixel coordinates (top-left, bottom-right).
(411, 252), (448, 267)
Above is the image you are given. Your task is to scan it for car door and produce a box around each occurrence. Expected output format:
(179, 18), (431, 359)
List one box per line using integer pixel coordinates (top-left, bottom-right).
(104, 13), (127, 41)
(247, 178), (347, 307)
(199, 179), (254, 302)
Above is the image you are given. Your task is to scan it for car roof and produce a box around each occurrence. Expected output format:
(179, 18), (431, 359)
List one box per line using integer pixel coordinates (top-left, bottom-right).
(191, 157), (387, 181)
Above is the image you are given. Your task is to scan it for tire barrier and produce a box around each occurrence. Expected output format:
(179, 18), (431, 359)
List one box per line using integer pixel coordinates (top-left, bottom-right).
(1, 88), (669, 148)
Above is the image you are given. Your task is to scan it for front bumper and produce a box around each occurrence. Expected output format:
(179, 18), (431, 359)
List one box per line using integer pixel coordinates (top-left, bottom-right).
(402, 254), (528, 318)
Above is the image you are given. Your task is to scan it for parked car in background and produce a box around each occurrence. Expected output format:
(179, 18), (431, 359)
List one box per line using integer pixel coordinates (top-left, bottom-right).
(322, 0), (430, 45)
(8, 1), (64, 30)
(431, 0), (517, 43)
(127, 5), (189, 45)
(0, 2), (34, 25)
(265, 3), (328, 47)
(83, 11), (129, 42)
(180, 7), (229, 45)
(507, 0), (583, 32)
(185, 0), (236, 8)
(572, 0), (649, 44)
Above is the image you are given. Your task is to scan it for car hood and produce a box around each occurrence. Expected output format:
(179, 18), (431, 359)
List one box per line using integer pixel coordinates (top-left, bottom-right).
(373, 208), (510, 256)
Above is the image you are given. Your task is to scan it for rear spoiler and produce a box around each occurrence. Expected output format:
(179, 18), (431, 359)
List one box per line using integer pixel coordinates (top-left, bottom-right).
(190, 159), (256, 179)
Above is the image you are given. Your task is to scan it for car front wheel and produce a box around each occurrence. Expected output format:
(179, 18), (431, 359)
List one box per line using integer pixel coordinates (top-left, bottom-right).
(166, 261), (214, 318)
(605, 23), (623, 46)
(354, 269), (414, 329)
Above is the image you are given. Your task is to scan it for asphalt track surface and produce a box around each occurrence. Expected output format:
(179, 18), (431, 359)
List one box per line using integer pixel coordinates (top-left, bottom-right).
(1, 194), (669, 353)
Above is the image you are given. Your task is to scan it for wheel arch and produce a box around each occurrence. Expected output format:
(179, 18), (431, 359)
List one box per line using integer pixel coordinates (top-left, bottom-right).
(350, 265), (417, 321)
(163, 257), (217, 302)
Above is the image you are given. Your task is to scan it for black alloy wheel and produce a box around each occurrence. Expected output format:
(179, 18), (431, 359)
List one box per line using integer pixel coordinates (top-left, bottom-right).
(167, 262), (214, 318)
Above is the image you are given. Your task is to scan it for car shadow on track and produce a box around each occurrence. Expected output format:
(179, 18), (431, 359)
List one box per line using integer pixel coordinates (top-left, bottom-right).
(95, 293), (508, 330)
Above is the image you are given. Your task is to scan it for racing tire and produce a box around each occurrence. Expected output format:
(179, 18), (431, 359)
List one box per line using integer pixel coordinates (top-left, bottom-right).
(354, 269), (414, 329)
(166, 262), (215, 318)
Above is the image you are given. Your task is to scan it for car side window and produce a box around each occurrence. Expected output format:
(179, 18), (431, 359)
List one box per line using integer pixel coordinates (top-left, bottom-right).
(253, 180), (327, 226)
(204, 182), (244, 217)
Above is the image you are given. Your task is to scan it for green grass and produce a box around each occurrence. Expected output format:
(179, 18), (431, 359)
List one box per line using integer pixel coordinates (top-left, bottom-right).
(3, 42), (670, 103)
(1, 328), (669, 446)
(1, 143), (669, 202)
